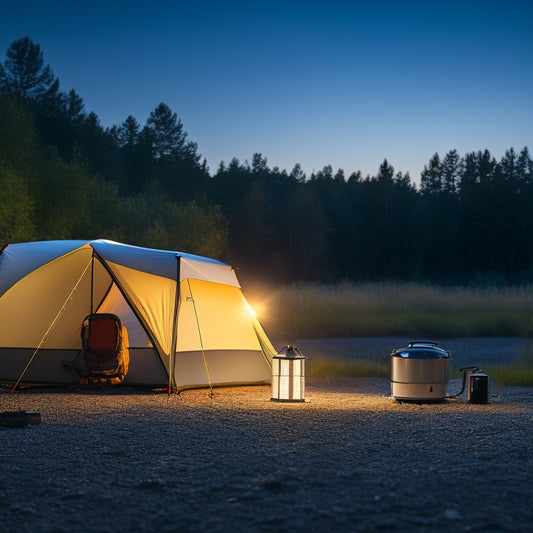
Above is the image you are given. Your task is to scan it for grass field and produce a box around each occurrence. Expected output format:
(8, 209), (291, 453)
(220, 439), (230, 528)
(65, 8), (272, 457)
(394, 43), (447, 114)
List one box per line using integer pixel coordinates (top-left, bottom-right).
(244, 281), (533, 386)
(247, 281), (533, 339)
(484, 345), (533, 386)
(302, 353), (533, 387)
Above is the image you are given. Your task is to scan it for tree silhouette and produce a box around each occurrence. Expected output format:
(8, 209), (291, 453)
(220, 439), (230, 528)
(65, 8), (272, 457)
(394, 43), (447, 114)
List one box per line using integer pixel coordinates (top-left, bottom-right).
(290, 163), (306, 183)
(289, 186), (330, 281)
(144, 102), (198, 161)
(420, 153), (442, 194)
(63, 89), (85, 122)
(3, 37), (533, 285)
(0, 62), (6, 94)
(441, 149), (461, 193)
(1, 37), (59, 105)
(143, 102), (208, 199)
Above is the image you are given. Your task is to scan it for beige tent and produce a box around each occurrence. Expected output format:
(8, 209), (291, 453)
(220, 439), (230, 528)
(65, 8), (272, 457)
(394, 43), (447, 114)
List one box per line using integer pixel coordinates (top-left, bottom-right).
(0, 240), (275, 391)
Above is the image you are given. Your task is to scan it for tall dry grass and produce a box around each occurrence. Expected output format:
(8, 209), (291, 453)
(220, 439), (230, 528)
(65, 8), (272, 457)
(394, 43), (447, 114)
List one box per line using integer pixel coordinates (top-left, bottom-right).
(305, 355), (390, 380)
(243, 281), (533, 386)
(485, 347), (533, 386)
(244, 282), (533, 340)
(304, 354), (533, 387)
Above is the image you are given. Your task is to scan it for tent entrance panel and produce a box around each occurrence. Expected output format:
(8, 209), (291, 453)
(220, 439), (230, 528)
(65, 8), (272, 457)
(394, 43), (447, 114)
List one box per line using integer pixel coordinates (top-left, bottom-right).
(123, 348), (168, 386)
(103, 261), (176, 366)
(174, 349), (272, 390)
(95, 283), (168, 385)
(96, 283), (153, 347)
(0, 348), (82, 385)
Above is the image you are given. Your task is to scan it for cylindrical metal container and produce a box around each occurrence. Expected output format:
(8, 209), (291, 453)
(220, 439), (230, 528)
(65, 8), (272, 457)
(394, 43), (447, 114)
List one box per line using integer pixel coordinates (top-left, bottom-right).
(468, 372), (489, 404)
(390, 341), (450, 401)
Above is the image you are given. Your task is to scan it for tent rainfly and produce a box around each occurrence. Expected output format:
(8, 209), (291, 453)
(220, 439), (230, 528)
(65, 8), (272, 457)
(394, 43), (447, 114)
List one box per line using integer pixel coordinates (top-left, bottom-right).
(0, 240), (275, 391)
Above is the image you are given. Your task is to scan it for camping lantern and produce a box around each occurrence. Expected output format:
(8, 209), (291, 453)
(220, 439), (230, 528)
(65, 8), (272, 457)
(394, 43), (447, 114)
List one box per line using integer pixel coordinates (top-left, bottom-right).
(271, 345), (306, 402)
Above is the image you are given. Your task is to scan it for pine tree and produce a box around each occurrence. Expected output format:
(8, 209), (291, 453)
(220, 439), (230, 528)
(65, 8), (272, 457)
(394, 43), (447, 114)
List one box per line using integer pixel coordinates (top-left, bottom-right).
(2, 37), (59, 105)
(376, 159), (394, 183)
(420, 153), (442, 194)
(441, 149), (461, 193)
(516, 146), (533, 192)
(117, 115), (141, 147)
(0, 62), (6, 95)
(62, 89), (86, 123)
(290, 163), (306, 183)
(144, 102), (198, 161)
(251, 153), (268, 175)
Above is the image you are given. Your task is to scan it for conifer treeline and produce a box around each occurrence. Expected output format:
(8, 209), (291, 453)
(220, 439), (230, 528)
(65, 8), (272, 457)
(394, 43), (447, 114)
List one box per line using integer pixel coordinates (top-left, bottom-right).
(1, 37), (532, 284)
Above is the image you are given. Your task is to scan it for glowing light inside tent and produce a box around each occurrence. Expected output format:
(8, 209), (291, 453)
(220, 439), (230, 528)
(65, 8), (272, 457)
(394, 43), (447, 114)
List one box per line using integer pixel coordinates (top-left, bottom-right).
(245, 300), (257, 318)
(271, 345), (306, 402)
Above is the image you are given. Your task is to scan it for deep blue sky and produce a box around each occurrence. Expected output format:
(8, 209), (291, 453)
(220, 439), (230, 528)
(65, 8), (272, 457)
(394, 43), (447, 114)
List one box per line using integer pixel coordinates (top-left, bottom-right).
(1, 0), (532, 183)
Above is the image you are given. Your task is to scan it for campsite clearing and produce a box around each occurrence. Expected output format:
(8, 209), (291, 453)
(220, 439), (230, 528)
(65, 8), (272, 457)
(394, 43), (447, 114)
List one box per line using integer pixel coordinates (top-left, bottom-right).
(1, 377), (531, 532)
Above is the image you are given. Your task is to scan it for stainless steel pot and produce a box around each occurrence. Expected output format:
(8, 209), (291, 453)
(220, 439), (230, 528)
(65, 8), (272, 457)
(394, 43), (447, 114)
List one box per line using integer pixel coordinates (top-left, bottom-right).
(390, 341), (450, 401)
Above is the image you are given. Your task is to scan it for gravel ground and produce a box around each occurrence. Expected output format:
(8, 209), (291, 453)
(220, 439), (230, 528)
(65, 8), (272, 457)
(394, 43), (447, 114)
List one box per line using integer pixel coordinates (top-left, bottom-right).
(1, 376), (532, 533)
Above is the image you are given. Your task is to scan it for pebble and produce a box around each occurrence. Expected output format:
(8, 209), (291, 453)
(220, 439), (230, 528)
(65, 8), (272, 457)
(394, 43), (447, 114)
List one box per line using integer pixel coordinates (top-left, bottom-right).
(444, 509), (462, 520)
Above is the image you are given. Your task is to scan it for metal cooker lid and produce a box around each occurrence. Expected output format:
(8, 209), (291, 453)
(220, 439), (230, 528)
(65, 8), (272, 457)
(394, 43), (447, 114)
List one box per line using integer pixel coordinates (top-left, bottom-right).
(390, 341), (450, 359)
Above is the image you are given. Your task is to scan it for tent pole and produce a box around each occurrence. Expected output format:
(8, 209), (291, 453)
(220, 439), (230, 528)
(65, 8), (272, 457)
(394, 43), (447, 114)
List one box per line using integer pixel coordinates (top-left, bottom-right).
(90, 252), (94, 314)
(168, 255), (181, 394)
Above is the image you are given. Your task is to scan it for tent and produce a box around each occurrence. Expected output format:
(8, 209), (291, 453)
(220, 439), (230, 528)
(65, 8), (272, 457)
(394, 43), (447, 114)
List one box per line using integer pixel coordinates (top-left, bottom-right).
(0, 240), (275, 391)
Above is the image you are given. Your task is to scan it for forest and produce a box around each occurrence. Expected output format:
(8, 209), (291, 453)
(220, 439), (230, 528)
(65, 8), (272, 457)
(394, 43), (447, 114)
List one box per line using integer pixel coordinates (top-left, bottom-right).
(1, 37), (532, 285)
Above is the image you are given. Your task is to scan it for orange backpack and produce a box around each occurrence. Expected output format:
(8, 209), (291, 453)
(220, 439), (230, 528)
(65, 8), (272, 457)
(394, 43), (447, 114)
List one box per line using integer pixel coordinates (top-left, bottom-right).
(80, 314), (129, 385)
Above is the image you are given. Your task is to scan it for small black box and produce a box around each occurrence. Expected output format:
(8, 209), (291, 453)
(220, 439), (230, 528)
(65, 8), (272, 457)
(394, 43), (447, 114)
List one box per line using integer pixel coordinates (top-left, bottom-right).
(468, 373), (489, 404)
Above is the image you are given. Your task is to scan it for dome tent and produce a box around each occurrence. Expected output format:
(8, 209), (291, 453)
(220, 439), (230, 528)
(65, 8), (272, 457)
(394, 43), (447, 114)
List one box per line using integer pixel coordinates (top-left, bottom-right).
(0, 240), (275, 391)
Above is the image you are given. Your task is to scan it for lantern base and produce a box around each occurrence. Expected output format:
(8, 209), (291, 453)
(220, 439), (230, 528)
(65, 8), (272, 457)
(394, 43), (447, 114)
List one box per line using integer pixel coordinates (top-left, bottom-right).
(270, 398), (307, 403)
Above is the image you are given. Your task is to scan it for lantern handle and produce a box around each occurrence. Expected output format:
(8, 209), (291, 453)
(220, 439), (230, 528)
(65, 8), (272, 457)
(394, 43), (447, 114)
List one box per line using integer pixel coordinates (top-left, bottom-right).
(278, 345), (305, 357)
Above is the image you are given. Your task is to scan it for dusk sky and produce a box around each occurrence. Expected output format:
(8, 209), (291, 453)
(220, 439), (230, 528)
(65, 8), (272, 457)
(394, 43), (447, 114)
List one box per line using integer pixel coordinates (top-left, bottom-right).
(1, 0), (532, 183)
